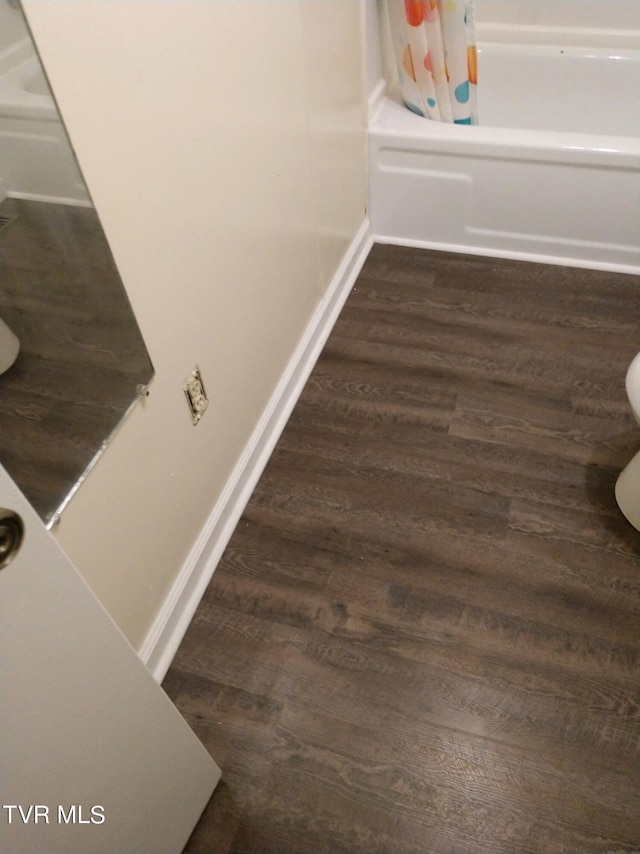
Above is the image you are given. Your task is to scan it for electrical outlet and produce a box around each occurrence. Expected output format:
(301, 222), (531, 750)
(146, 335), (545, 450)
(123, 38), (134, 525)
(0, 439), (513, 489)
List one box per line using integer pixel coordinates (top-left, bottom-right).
(184, 367), (208, 425)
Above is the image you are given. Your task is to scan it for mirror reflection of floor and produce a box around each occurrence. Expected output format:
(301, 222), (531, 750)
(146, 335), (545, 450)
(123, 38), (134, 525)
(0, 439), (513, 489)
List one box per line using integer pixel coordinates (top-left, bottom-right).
(0, 196), (153, 525)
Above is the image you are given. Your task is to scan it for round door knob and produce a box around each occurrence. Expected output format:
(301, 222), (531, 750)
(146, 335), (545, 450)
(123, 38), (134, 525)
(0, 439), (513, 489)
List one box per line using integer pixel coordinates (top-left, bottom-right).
(0, 509), (24, 570)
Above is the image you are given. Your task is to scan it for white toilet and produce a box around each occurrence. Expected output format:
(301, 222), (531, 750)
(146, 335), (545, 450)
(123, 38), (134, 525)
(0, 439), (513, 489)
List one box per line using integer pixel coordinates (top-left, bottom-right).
(0, 317), (20, 375)
(615, 352), (640, 531)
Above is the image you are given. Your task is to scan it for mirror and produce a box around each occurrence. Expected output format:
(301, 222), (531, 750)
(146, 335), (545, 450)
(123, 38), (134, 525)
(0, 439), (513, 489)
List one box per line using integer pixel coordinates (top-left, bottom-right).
(0, 1), (154, 527)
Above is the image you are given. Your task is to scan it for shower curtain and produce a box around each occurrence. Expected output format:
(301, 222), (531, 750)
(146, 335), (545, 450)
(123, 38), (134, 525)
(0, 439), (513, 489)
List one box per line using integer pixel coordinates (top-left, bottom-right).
(387, 0), (478, 124)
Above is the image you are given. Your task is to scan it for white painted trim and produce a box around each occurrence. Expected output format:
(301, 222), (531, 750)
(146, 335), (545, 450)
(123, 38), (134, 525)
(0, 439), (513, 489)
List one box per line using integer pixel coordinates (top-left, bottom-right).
(140, 219), (373, 683)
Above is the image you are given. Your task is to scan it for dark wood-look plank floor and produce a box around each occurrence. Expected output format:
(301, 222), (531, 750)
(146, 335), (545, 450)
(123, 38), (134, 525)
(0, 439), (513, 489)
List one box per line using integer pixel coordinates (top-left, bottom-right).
(0, 197), (153, 523)
(164, 246), (640, 854)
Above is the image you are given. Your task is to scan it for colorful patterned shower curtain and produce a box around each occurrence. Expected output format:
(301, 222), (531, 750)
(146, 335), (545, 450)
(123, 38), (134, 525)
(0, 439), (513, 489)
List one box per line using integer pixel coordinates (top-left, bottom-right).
(388, 0), (478, 124)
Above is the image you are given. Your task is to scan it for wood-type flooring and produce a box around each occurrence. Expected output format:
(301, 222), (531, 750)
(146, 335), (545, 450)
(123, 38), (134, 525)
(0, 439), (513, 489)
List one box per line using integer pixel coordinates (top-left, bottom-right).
(0, 197), (153, 523)
(164, 245), (640, 854)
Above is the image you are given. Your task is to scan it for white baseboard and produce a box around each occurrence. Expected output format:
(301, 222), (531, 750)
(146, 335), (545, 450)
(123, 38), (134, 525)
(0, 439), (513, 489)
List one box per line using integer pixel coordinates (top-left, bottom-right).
(139, 219), (373, 683)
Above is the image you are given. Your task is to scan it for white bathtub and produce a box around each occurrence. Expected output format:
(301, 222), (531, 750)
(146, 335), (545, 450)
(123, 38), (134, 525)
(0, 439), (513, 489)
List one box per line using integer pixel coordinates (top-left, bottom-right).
(0, 40), (90, 205)
(369, 35), (640, 273)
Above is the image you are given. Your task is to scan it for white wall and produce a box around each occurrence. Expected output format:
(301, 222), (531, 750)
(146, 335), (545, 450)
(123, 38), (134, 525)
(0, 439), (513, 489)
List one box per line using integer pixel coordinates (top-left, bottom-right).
(19, 0), (367, 652)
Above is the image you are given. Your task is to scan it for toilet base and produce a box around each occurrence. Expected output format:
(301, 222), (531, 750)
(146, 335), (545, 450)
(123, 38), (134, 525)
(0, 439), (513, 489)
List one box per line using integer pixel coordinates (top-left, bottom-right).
(615, 449), (640, 531)
(0, 317), (20, 375)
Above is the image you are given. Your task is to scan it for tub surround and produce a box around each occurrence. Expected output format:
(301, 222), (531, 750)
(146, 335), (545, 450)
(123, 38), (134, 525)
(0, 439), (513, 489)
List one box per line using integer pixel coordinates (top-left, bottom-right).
(369, 31), (640, 273)
(475, 0), (640, 35)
